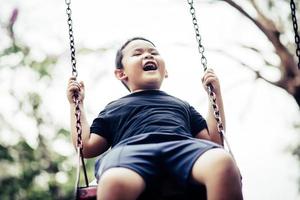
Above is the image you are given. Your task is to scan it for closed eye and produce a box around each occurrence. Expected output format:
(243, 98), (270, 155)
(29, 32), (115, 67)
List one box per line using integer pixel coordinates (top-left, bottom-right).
(132, 52), (142, 56)
(131, 49), (159, 56)
(151, 51), (159, 55)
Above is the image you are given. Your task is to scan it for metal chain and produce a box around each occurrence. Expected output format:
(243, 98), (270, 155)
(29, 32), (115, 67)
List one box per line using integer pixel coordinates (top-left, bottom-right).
(65, 0), (82, 150)
(65, 0), (89, 188)
(187, 0), (236, 158)
(187, 0), (208, 71)
(290, 0), (300, 69)
(65, 0), (78, 78)
(73, 96), (83, 150)
(187, 0), (223, 135)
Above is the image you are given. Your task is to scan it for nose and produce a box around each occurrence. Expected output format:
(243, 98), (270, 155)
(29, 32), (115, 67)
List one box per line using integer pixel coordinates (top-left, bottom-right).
(143, 52), (154, 60)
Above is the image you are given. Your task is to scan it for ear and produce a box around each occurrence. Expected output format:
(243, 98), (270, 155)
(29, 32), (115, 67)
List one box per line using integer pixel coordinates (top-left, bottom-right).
(164, 70), (168, 78)
(114, 69), (127, 81)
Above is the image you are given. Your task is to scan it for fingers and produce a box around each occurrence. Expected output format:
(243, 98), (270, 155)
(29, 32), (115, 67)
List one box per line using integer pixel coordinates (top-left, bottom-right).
(68, 80), (81, 92)
(202, 68), (220, 93)
(67, 76), (85, 104)
(68, 77), (84, 91)
(67, 77), (85, 102)
(202, 69), (218, 86)
(79, 80), (85, 89)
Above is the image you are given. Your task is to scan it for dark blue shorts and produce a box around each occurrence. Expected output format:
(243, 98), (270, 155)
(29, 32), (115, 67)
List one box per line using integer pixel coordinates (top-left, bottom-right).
(95, 133), (221, 187)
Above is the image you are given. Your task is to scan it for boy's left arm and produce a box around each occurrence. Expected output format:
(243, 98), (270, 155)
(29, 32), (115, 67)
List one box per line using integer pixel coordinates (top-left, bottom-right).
(195, 69), (225, 146)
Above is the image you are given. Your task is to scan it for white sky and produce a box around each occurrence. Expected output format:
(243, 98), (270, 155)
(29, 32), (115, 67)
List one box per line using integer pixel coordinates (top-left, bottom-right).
(1, 0), (300, 199)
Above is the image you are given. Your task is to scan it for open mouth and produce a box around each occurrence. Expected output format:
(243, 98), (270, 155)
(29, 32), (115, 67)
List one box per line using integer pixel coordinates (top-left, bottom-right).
(143, 62), (158, 71)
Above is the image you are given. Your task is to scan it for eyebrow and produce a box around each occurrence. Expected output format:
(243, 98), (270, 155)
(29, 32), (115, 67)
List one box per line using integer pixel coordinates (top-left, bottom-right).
(132, 48), (157, 52)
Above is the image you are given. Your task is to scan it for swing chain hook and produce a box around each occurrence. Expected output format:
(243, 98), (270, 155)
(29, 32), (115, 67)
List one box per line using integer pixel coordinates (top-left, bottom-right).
(290, 0), (300, 69)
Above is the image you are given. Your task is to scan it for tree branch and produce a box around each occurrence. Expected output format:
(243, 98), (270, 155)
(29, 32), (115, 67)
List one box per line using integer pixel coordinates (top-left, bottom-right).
(220, 0), (286, 54)
(213, 48), (279, 86)
(219, 0), (300, 107)
(240, 44), (279, 68)
(249, 0), (277, 32)
(220, 0), (269, 35)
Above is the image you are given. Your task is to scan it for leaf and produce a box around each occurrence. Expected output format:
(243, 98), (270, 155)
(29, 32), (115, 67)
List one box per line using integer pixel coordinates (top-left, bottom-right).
(57, 128), (70, 138)
(0, 144), (14, 162)
(29, 56), (57, 79)
(27, 92), (42, 112)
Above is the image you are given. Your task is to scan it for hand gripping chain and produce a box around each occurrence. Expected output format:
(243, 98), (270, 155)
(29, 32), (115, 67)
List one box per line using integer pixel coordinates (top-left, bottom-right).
(65, 0), (89, 192)
(187, 0), (235, 160)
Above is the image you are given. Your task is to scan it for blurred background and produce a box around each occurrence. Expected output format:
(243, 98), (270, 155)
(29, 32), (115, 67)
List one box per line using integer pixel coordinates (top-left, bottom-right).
(0, 0), (299, 199)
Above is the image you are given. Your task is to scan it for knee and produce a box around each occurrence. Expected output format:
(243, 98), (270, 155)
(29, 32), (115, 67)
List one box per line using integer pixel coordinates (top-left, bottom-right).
(97, 167), (146, 200)
(192, 149), (240, 182)
(98, 168), (129, 192)
(192, 149), (243, 199)
(212, 151), (239, 179)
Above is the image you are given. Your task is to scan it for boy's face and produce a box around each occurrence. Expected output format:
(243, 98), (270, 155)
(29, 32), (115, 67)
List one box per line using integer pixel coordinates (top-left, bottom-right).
(115, 39), (167, 92)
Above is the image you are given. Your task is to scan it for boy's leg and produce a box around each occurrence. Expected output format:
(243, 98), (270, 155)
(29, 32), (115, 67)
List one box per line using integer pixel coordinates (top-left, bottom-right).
(190, 148), (243, 200)
(97, 167), (146, 200)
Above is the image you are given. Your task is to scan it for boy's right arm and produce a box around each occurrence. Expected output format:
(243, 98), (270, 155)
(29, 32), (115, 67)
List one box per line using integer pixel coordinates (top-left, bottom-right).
(67, 77), (109, 158)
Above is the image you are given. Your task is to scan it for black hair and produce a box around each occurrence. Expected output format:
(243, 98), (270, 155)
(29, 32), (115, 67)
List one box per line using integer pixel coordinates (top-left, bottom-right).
(115, 37), (156, 69)
(115, 37), (156, 91)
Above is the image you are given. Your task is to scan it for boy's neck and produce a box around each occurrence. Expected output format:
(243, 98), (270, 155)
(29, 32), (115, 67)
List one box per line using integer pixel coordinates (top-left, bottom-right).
(131, 88), (161, 93)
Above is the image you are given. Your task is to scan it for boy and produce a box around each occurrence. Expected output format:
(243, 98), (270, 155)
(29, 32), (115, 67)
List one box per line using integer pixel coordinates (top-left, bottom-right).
(67, 37), (243, 200)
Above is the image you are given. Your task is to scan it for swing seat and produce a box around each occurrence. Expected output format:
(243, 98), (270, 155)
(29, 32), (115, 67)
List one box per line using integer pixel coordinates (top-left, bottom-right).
(77, 186), (97, 200)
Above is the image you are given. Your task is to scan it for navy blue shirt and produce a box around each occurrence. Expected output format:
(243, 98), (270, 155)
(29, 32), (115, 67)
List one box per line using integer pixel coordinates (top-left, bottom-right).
(90, 90), (207, 147)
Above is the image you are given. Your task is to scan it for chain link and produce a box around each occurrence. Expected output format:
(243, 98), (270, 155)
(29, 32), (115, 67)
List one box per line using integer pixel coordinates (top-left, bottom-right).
(187, 0), (208, 71)
(65, 0), (90, 188)
(73, 96), (83, 149)
(65, 0), (81, 149)
(187, 0), (224, 140)
(66, 0), (78, 78)
(290, 0), (300, 69)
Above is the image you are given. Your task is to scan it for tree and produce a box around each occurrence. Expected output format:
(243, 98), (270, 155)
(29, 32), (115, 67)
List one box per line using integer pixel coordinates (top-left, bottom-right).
(1, 1), (299, 198)
(0, 5), (108, 199)
(211, 0), (300, 191)
(0, 8), (84, 199)
(214, 0), (300, 107)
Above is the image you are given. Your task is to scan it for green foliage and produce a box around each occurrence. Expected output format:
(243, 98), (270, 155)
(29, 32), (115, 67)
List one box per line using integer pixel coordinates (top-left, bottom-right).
(0, 145), (14, 161)
(0, 4), (102, 198)
(0, 7), (79, 200)
(0, 138), (75, 199)
(0, 33), (54, 79)
(57, 128), (70, 137)
(293, 146), (300, 192)
(29, 56), (57, 79)
(293, 144), (300, 161)
(0, 1), (299, 198)
(267, 0), (274, 9)
(292, 122), (300, 192)
(27, 92), (42, 112)
(1, 44), (24, 56)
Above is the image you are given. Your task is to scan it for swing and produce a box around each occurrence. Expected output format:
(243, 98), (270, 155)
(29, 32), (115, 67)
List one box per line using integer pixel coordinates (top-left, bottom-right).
(65, 0), (300, 199)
